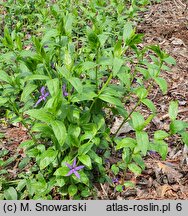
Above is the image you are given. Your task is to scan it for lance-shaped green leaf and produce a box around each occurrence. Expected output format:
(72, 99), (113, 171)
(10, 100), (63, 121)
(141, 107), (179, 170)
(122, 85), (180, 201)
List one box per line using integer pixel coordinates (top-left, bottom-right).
(78, 155), (92, 169)
(123, 22), (134, 44)
(168, 101), (178, 121)
(3, 26), (14, 49)
(39, 148), (58, 170)
(0, 70), (12, 83)
(24, 75), (50, 82)
(68, 185), (77, 197)
(141, 98), (156, 113)
(0, 97), (8, 106)
(51, 120), (67, 146)
(136, 131), (149, 156)
(114, 40), (122, 57)
(81, 61), (97, 71)
(115, 137), (136, 150)
(78, 142), (93, 155)
(150, 140), (168, 160)
(26, 109), (54, 123)
(113, 57), (124, 76)
(46, 78), (59, 97)
(163, 56), (176, 65)
(154, 130), (169, 140)
(154, 77), (167, 94)
(21, 83), (37, 102)
(4, 187), (17, 200)
(67, 77), (83, 94)
(132, 154), (145, 170)
(170, 120), (188, 135)
(131, 112), (145, 131)
(128, 163), (142, 175)
(135, 87), (148, 99)
(99, 93), (123, 107)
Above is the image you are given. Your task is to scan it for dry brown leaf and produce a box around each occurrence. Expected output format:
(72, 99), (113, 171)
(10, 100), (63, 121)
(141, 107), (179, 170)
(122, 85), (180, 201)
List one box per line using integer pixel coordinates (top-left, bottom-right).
(156, 184), (172, 198)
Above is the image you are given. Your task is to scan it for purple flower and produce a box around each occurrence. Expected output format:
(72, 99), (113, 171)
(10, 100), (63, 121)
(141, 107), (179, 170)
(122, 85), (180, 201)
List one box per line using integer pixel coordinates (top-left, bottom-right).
(34, 86), (49, 107)
(62, 84), (68, 97)
(65, 158), (84, 179)
(112, 178), (119, 183)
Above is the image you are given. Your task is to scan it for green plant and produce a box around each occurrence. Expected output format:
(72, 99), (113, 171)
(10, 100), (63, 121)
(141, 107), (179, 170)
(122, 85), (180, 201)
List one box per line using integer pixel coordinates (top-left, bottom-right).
(0, 0), (185, 200)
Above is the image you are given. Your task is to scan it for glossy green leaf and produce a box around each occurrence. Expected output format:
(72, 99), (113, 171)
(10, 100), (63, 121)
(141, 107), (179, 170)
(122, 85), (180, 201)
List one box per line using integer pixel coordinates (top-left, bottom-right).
(113, 57), (124, 76)
(135, 87), (148, 99)
(81, 61), (97, 71)
(68, 77), (83, 93)
(68, 185), (77, 197)
(0, 97), (8, 106)
(51, 120), (67, 146)
(78, 143), (93, 155)
(111, 164), (119, 175)
(180, 131), (188, 146)
(123, 22), (133, 43)
(131, 112), (145, 131)
(170, 120), (188, 134)
(168, 101), (178, 121)
(136, 131), (149, 156)
(78, 155), (92, 169)
(21, 83), (37, 102)
(154, 130), (169, 140)
(88, 150), (102, 164)
(116, 185), (123, 192)
(132, 154), (145, 170)
(4, 187), (17, 200)
(39, 148), (58, 170)
(41, 29), (59, 44)
(114, 40), (122, 57)
(152, 140), (168, 160)
(141, 98), (156, 113)
(25, 75), (50, 81)
(81, 189), (90, 197)
(26, 109), (54, 123)
(154, 77), (167, 94)
(163, 56), (176, 65)
(115, 138), (136, 150)
(128, 163), (142, 175)
(54, 165), (69, 176)
(99, 94), (123, 107)
(4, 26), (13, 49)
(0, 70), (11, 83)
(46, 78), (60, 97)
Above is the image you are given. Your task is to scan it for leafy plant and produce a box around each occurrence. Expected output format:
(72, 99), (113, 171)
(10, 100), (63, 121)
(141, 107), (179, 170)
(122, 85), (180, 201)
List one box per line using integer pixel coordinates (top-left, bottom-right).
(0, 0), (185, 199)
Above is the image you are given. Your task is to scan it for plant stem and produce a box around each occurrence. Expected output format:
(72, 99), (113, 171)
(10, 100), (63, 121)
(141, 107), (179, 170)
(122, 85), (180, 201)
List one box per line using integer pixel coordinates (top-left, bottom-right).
(89, 71), (113, 111)
(8, 99), (37, 143)
(114, 100), (141, 137)
(95, 48), (99, 92)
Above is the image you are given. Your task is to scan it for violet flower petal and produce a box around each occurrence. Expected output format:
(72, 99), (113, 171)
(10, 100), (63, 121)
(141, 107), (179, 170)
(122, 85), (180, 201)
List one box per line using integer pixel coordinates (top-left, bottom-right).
(66, 170), (74, 176)
(65, 162), (72, 169)
(34, 98), (43, 107)
(63, 92), (68, 97)
(44, 92), (49, 97)
(62, 84), (68, 97)
(62, 84), (66, 91)
(40, 86), (45, 94)
(74, 171), (80, 179)
(74, 165), (84, 171)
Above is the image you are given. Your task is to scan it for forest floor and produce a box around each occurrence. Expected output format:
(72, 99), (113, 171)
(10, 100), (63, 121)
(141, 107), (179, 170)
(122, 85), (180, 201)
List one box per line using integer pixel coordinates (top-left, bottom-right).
(0, 0), (188, 200)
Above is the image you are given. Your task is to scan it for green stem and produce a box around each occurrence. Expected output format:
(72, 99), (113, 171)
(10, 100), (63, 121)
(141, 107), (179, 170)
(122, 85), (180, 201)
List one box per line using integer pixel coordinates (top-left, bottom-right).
(114, 100), (141, 137)
(95, 48), (99, 92)
(89, 71), (113, 111)
(8, 99), (37, 143)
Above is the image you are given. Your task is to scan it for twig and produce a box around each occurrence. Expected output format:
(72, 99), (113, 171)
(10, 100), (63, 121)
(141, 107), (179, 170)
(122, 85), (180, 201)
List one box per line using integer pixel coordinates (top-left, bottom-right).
(160, 108), (188, 120)
(100, 183), (108, 198)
